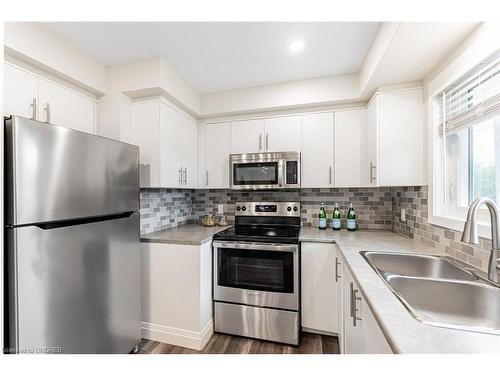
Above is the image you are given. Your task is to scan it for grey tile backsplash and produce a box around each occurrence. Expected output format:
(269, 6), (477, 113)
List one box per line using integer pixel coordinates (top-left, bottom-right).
(140, 189), (195, 235)
(140, 185), (491, 271)
(140, 187), (393, 234)
(193, 188), (393, 230)
(391, 186), (492, 272)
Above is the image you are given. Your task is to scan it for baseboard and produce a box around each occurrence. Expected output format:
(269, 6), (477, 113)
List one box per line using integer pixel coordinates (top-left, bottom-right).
(302, 326), (338, 337)
(141, 319), (214, 351)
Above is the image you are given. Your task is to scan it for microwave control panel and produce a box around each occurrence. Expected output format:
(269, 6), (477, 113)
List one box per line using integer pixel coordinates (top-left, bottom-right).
(286, 161), (298, 185)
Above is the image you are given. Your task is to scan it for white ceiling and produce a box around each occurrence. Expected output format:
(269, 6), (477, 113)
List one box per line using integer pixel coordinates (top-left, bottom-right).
(41, 22), (380, 93)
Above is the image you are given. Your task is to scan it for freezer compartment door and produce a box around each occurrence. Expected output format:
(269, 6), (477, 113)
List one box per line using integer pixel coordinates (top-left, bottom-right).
(6, 213), (141, 354)
(5, 117), (139, 226)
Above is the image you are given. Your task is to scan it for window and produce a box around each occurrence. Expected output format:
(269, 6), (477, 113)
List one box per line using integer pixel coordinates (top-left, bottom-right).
(435, 50), (500, 221)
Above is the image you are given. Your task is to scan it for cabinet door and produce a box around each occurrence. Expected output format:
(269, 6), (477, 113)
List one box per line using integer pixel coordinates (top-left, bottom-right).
(337, 256), (345, 353)
(343, 266), (362, 354)
(38, 78), (95, 134)
(264, 115), (301, 152)
(131, 101), (161, 187)
(359, 296), (392, 354)
(197, 125), (206, 188)
(301, 242), (339, 334)
(377, 89), (425, 186)
(343, 265), (392, 354)
(160, 103), (183, 187)
(301, 112), (334, 188)
(335, 109), (368, 187)
(181, 116), (198, 188)
(231, 119), (265, 154)
(4, 63), (38, 119)
(366, 97), (379, 186)
(204, 122), (231, 188)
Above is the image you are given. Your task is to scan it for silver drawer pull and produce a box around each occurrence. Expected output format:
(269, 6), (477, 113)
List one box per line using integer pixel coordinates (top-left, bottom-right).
(335, 257), (341, 282)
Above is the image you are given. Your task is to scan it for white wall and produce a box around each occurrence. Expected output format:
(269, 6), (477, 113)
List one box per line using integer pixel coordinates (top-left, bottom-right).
(4, 22), (107, 95)
(200, 73), (359, 117)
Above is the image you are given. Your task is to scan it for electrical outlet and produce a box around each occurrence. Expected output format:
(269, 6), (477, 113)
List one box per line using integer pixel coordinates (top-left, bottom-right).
(401, 208), (406, 222)
(217, 204), (224, 214)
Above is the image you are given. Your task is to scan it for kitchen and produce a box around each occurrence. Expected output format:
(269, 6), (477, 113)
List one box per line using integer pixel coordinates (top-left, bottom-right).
(1, 2), (500, 372)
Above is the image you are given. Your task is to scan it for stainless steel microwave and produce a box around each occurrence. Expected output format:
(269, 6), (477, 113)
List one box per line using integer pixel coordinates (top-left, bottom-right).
(229, 151), (300, 190)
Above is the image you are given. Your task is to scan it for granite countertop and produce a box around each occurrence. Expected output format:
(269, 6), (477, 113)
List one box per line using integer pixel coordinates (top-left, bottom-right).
(300, 227), (500, 354)
(141, 224), (232, 246)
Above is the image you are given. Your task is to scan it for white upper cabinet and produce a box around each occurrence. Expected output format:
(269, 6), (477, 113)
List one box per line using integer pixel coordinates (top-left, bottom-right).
(38, 78), (95, 134)
(131, 99), (198, 188)
(160, 102), (183, 187)
(199, 122), (231, 188)
(367, 88), (425, 187)
(132, 101), (161, 187)
(366, 98), (378, 186)
(4, 63), (96, 135)
(231, 119), (265, 153)
(264, 115), (301, 152)
(335, 109), (368, 187)
(181, 116), (198, 188)
(4, 63), (38, 119)
(301, 112), (334, 188)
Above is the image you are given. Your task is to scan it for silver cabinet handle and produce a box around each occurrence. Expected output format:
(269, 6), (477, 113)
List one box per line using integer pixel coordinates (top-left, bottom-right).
(335, 257), (341, 283)
(259, 133), (262, 151)
(30, 98), (37, 120)
(44, 102), (51, 124)
(370, 162), (377, 184)
(265, 133), (269, 151)
(329, 165), (333, 185)
(183, 168), (187, 185)
(350, 283), (362, 327)
(178, 168), (183, 185)
(205, 170), (209, 186)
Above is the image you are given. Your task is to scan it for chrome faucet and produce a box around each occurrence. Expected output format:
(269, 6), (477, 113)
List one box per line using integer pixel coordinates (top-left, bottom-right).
(461, 198), (500, 283)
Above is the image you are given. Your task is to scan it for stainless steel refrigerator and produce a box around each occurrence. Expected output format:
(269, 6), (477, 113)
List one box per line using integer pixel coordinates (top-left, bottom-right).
(4, 116), (141, 354)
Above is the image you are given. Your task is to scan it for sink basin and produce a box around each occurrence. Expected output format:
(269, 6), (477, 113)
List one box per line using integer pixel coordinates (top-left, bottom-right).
(361, 251), (477, 281)
(386, 275), (500, 334)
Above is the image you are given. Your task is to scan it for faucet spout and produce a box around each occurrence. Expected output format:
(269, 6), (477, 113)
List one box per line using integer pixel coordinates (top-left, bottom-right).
(461, 198), (500, 283)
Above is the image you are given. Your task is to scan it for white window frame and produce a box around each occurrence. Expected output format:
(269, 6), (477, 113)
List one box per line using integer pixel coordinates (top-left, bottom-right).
(427, 28), (500, 240)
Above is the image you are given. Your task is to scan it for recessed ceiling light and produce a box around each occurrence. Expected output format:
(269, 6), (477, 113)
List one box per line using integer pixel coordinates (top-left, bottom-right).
(289, 40), (304, 53)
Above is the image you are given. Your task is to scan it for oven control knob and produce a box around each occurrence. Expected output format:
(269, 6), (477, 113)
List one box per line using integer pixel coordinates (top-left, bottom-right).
(293, 206), (298, 212)
(287, 206), (292, 212)
(241, 206), (246, 211)
(236, 205), (241, 211)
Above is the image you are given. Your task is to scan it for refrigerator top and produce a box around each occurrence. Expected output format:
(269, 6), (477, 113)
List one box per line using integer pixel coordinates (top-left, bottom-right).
(5, 116), (140, 226)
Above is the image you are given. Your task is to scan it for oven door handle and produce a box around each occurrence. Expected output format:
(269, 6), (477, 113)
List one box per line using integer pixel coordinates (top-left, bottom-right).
(213, 241), (298, 253)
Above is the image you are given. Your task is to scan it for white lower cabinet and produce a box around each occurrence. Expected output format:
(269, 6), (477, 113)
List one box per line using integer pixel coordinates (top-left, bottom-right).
(340, 259), (392, 354)
(141, 242), (213, 350)
(301, 242), (340, 334)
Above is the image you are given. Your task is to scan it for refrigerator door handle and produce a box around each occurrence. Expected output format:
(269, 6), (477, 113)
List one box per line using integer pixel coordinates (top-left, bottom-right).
(34, 212), (134, 230)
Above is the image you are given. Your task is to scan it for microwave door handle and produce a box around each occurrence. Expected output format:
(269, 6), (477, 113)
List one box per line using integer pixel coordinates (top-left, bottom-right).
(278, 160), (284, 187)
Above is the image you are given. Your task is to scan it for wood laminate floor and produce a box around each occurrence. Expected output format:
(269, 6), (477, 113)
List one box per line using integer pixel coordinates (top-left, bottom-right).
(137, 332), (339, 354)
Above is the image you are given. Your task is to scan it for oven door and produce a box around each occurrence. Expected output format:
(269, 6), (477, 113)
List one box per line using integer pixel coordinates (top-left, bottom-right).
(230, 159), (284, 190)
(213, 241), (299, 311)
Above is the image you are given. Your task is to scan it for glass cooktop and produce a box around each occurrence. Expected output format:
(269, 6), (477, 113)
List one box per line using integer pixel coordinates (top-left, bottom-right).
(213, 225), (300, 244)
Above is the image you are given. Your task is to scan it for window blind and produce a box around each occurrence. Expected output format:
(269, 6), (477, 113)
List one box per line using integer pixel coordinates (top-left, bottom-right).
(438, 50), (500, 136)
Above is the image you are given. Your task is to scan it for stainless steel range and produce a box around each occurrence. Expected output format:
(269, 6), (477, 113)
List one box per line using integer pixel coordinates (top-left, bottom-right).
(212, 202), (300, 345)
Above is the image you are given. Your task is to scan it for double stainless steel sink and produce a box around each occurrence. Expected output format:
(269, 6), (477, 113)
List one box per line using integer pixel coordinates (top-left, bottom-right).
(361, 251), (500, 335)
